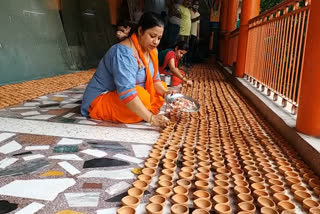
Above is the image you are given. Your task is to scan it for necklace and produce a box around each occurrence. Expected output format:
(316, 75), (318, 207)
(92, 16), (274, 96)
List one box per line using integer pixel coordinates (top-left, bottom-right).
(129, 37), (150, 65)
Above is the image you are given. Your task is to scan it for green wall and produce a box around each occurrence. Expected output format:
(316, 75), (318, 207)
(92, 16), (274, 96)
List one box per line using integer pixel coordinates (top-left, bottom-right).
(0, 0), (76, 85)
(0, 0), (117, 86)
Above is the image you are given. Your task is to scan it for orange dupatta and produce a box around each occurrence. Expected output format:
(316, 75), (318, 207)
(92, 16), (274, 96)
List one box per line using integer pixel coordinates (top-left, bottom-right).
(130, 33), (158, 105)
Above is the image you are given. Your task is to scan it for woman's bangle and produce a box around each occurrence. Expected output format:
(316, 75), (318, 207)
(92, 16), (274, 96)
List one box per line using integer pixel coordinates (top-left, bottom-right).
(149, 114), (154, 126)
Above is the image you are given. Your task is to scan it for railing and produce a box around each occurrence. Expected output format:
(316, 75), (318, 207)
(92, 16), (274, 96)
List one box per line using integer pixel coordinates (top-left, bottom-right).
(244, 0), (311, 114)
(228, 28), (240, 67)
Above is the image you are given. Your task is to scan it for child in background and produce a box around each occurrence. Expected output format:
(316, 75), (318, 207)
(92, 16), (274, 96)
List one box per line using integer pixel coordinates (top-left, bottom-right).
(116, 19), (131, 41)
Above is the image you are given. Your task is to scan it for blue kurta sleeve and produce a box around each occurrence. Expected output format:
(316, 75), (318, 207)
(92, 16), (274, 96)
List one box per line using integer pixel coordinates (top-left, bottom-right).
(110, 47), (138, 103)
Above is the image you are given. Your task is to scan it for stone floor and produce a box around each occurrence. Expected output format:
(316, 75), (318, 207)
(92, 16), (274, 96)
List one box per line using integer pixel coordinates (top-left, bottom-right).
(0, 84), (182, 214)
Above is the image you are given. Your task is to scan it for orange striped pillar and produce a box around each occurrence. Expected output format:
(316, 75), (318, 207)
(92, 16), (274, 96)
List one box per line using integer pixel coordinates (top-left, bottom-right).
(56, 0), (61, 10)
(296, 0), (320, 136)
(106, 0), (122, 25)
(219, 0), (228, 61)
(223, 0), (238, 65)
(235, 0), (260, 77)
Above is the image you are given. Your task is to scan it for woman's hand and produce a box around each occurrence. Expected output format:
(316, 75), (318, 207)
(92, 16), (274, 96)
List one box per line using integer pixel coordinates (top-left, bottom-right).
(182, 76), (193, 86)
(150, 114), (170, 128)
(163, 90), (175, 98)
(185, 79), (193, 86)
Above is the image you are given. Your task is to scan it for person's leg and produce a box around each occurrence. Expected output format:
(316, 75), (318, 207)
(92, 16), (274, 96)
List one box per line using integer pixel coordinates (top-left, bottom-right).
(166, 22), (180, 49)
(187, 35), (196, 65)
(179, 36), (190, 66)
(89, 86), (151, 123)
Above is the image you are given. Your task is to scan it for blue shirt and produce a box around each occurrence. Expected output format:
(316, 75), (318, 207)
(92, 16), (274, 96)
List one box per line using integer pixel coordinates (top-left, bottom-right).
(81, 44), (160, 117)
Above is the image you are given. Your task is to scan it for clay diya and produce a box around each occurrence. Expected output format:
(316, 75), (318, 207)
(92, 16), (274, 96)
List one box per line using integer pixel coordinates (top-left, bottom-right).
(214, 180), (229, 189)
(138, 174), (152, 184)
(117, 206), (136, 214)
(212, 186), (228, 196)
(149, 195), (166, 207)
(163, 162), (177, 171)
(193, 190), (211, 200)
(293, 190), (311, 202)
(158, 180), (173, 189)
(192, 209), (209, 214)
(253, 189), (269, 198)
(171, 204), (189, 214)
(146, 203), (163, 214)
(155, 186), (172, 199)
(302, 198), (320, 211)
(128, 187), (144, 199)
(173, 186), (188, 196)
(142, 168), (156, 177)
(159, 174), (173, 182)
(195, 173), (210, 182)
(291, 183), (306, 192)
(257, 196), (276, 209)
(176, 179), (192, 190)
(171, 194), (189, 205)
(121, 195), (140, 208)
(270, 185), (285, 194)
(251, 183), (266, 191)
(178, 171), (193, 181)
(237, 193), (254, 203)
(162, 169), (174, 177)
(310, 207), (320, 214)
(198, 167), (210, 175)
(238, 202), (256, 213)
(214, 203), (231, 214)
(132, 180), (148, 191)
(234, 180), (249, 188)
(278, 201), (296, 212)
(180, 167), (194, 174)
(212, 195), (229, 205)
(273, 192), (290, 204)
(234, 186), (251, 195)
(194, 198), (212, 211)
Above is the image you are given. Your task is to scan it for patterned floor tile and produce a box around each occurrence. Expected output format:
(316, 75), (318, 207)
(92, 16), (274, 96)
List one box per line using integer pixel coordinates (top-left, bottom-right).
(47, 109), (69, 115)
(16, 134), (58, 145)
(65, 192), (100, 207)
(83, 158), (130, 169)
(0, 159), (50, 177)
(0, 157), (18, 169)
(0, 141), (22, 154)
(55, 210), (86, 214)
(40, 170), (64, 176)
(0, 178), (76, 201)
(79, 168), (135, 179)
(15, 202), (44, 214)
(82, 183), (103, 189)
(58, 161), (81, 175)
(0, 133), (15, 143)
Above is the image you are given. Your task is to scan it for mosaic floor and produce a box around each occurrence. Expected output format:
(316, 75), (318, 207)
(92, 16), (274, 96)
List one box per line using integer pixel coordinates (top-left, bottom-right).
(0, 83), (184, 214)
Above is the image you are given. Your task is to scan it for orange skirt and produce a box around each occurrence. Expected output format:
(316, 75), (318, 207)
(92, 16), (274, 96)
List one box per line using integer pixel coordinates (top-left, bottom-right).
(89, 83), (167, 123)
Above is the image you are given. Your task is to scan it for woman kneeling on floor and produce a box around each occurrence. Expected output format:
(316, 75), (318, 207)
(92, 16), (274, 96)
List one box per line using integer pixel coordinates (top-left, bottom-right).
(81, 12), (172, 128)
(158, 41), (193, 86)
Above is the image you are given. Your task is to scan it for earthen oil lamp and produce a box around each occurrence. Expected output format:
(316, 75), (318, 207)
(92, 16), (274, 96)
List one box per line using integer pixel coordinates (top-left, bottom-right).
(146, 203), (163, 214)
(117, 206), (136, 214)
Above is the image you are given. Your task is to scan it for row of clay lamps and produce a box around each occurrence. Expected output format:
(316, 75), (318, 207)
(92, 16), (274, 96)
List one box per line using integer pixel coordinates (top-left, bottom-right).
(192, 68), (320, 213)
(117, 65), (320, 214)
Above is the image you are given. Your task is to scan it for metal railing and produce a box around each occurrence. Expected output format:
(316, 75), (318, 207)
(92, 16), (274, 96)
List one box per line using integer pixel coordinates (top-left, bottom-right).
(244, 0), (310, 114)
